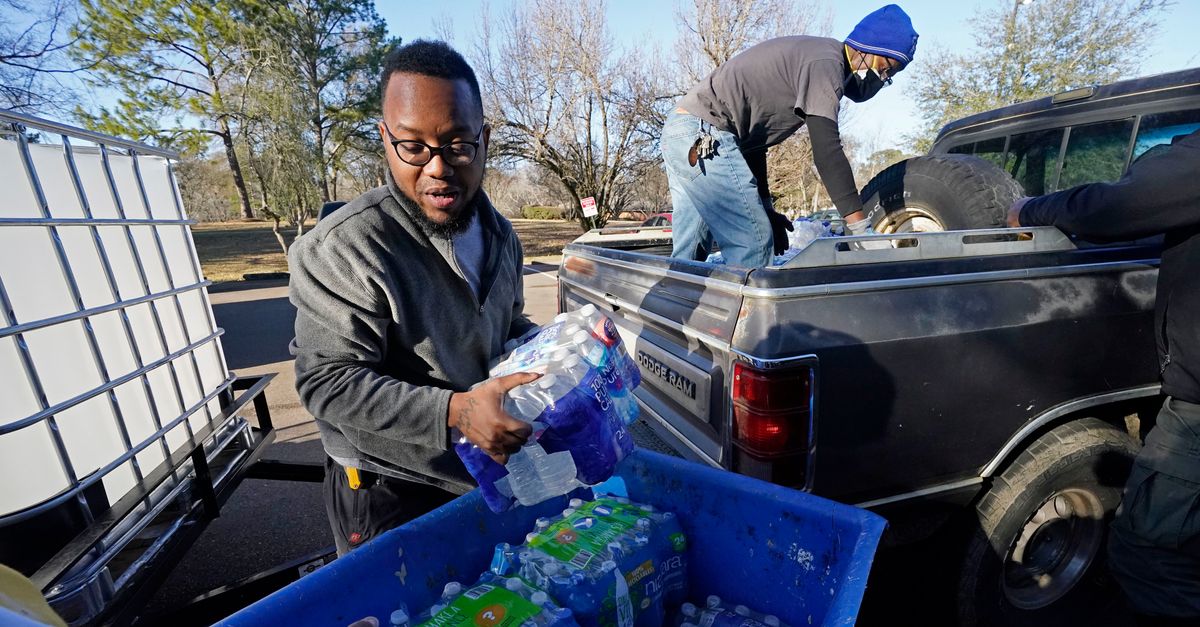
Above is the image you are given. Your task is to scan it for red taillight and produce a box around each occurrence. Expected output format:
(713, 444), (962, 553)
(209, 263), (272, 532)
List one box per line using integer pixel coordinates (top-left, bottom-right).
(732, 362), (813, 458)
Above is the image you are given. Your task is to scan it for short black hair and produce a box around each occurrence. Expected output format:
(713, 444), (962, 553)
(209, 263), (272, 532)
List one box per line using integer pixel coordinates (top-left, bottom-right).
(380, 39), (483, 113)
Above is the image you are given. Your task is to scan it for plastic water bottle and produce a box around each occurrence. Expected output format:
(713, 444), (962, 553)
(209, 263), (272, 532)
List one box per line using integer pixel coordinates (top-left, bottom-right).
(531, 368), (624, 485)
(508, 504), (626, 622)
(494, 306), (641, 426)
(772, 218), (834, 266)
(454, 436), (519, 513)
(460, 369), (582, 512)
(683, 596), (785, 627)
(502, 431), (579, 506)
(570, 330), (639, 428)
(787, 218), (827, 251)
(492, 321), (586, 377)
(428, 582), (462, 616)
(491, 543), (518, 576)
(576, 305), (642, 423)
(653, 510), (688, 606)
(556, 348), (634, 473)
(459, 360), (625, 511)
(528, 589), (578, 627)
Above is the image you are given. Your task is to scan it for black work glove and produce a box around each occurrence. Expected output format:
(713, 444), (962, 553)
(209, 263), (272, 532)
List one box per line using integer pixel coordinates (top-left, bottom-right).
(767, 211), (794, 255)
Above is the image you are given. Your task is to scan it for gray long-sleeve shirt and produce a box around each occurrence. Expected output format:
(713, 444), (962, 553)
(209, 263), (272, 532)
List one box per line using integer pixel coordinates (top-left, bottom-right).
(679, 36), (863, 217)
(288, 177), (536, 492)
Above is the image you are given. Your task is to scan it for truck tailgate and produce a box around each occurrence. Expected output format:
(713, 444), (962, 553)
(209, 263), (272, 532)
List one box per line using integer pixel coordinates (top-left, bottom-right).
(558, 246), (750, 466)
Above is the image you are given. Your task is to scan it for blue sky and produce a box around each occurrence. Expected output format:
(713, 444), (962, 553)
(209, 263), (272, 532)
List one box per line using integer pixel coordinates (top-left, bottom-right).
(377, 0), (1200, 154)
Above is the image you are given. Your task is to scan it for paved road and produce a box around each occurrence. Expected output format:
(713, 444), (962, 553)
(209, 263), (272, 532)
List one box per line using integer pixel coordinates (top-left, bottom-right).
(146, 263), (564, 617)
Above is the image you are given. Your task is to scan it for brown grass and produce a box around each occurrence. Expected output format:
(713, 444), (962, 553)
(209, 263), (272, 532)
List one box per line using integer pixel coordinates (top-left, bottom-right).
(191, 220), (304, 283)
(508, 218), (589, 258)
(191, 217), (595, 284)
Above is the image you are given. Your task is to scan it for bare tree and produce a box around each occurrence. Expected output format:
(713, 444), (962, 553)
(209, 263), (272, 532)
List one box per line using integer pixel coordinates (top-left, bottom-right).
(673, 0), (832, 93)
(484, 165), (560, 218)
(909, 0), (1170, 151)
(474, 0), (665, 228)
(236, 39), (323, 253)
(0, 0), (82, 113)
(432, 13), (455, 43)
(176, 154), (239, 222)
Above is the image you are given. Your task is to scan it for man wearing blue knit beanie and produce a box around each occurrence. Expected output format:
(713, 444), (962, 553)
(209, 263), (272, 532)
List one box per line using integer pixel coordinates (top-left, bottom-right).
(663, 4), (918, 267)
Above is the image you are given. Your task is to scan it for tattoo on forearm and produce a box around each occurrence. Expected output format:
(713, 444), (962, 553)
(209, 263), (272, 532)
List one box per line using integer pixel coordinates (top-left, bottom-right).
(457, 397), (480, 435)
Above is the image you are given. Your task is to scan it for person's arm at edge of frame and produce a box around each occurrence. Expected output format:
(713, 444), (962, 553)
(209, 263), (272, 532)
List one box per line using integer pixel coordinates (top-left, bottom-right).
(1009, 130), (1200, 239)
(289, 234), (533, 465)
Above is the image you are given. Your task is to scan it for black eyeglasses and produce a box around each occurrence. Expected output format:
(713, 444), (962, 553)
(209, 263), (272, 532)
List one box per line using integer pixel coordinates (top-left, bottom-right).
(878, 60), (900, 85)
(382, 124), (483, 167)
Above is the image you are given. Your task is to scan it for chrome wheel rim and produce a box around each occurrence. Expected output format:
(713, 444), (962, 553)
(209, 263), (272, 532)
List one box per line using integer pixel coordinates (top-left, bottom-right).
(1002, 488), (1106, 609)
(878, 207), (946, 234)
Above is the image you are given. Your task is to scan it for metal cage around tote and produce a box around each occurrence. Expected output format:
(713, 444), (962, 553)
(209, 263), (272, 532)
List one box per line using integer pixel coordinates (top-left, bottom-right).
(0, 109), (276, 625)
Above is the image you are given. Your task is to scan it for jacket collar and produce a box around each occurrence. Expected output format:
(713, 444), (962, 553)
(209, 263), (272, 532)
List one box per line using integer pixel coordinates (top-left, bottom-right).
(384, 169), (504, 243)
(383, 170), (511, 305)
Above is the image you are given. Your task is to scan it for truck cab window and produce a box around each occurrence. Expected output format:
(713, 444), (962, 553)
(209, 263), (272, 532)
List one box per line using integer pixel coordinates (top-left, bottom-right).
(1058, 118), (1135, 189)
(945, 137), (1006, 168)
(970, 137), (1007, 169)
(1007, 129), (1063, 195)
(1133, 109), (1200, 161)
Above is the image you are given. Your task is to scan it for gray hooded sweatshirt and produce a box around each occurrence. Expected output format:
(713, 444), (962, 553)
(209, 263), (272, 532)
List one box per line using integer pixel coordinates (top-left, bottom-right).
(288, 176), (536, 493)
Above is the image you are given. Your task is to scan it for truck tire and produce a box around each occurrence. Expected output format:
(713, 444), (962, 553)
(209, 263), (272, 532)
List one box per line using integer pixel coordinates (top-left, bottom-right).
(958, 418), (1139, 626)
(859, 155), (1023, 233)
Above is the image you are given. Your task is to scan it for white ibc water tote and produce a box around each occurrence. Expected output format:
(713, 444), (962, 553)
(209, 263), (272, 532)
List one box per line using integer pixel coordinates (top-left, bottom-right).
(0, 118), (230, 515)
(0, 110), (262, 623)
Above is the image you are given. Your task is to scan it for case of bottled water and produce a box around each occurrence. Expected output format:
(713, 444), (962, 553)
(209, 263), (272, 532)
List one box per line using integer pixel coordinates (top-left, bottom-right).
(457, 308), (640, 513)
(489, 496), (688, 627)
(399, 573), (578, 627)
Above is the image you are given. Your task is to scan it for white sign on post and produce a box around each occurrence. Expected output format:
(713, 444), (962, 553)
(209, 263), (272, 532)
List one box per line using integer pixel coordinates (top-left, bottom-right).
(580, 196), (598, 217)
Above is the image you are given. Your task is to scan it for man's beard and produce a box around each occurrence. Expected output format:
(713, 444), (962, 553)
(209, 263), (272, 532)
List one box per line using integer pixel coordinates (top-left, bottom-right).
(411, 195), (478, 238)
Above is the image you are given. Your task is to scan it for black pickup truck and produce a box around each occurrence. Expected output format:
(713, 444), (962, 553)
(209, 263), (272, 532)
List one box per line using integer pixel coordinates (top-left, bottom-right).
(558, 68), (1200, 625)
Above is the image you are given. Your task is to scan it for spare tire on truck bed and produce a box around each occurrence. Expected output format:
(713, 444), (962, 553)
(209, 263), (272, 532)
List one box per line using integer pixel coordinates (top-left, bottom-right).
(860, 154), (1024, 233)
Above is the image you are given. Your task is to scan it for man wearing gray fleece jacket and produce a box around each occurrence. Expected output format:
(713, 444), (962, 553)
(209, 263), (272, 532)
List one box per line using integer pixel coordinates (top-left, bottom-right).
(289, 40), (539, 553)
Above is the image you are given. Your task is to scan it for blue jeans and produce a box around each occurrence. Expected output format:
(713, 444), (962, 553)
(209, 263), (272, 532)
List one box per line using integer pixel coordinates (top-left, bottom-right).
(660, 111), (772, 268)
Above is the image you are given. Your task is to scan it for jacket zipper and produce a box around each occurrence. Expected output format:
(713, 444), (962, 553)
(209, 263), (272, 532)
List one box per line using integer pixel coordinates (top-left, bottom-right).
(448, 226), (510, 315)
(1159, 290), (1172, 375)
(476, 231), (511, 314)
(445, 237), (483, 313)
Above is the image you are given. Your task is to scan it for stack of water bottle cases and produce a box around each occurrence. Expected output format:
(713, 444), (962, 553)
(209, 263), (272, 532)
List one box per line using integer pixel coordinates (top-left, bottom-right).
(380, 307), (788, 627)
(386, 493), (787, 627)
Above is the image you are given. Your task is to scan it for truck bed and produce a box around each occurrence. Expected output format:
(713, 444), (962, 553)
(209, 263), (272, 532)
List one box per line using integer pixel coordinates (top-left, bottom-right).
(558, 227), (1161, 506)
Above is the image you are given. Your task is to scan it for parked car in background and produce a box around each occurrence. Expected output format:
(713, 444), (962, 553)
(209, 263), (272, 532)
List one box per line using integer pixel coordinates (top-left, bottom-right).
(573, 212), (673, 248)
(640, 212), (672, 227)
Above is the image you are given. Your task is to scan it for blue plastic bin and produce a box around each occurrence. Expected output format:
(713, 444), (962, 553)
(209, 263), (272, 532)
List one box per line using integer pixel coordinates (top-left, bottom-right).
(219, 450), (886, 626)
